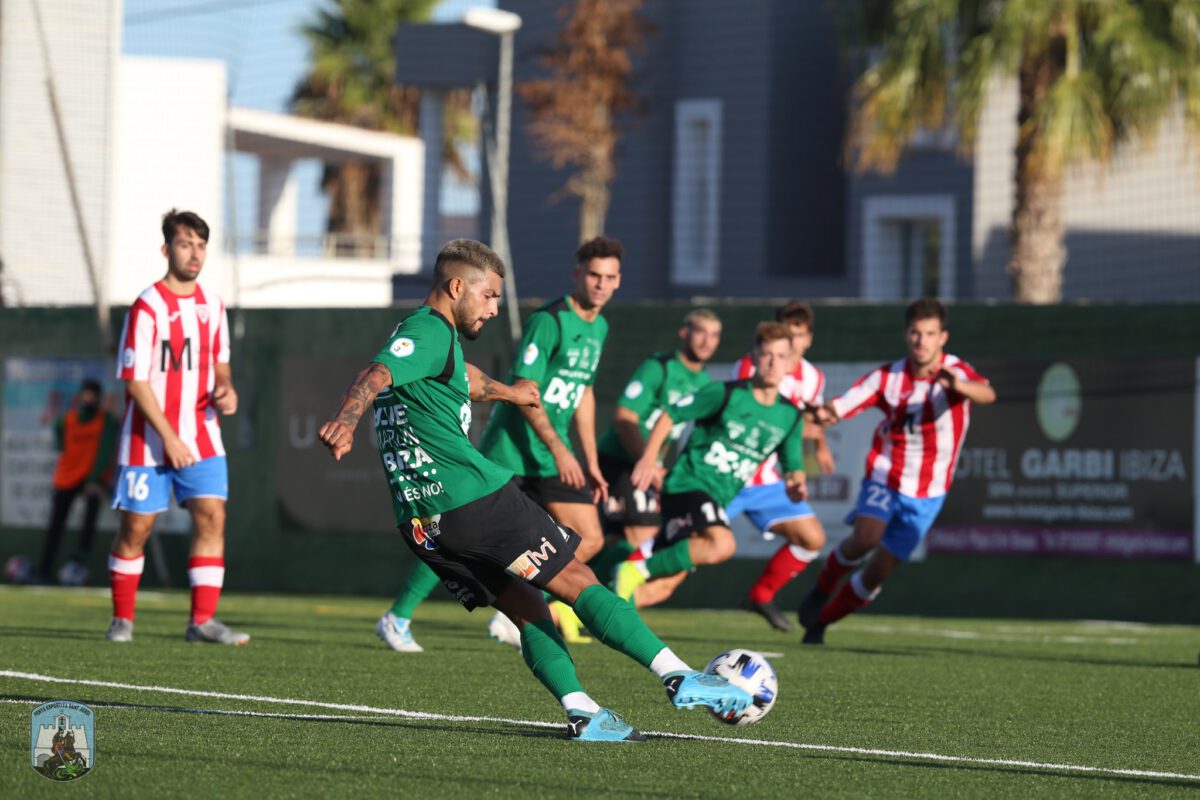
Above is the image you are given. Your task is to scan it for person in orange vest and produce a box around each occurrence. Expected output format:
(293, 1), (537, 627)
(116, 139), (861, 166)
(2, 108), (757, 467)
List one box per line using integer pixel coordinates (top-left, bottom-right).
(36, 379), (118, 584)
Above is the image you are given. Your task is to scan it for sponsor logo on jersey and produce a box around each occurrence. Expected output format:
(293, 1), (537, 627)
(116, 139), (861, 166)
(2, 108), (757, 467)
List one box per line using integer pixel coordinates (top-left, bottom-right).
(390, 338), (415, 358)
(30, 701), (94, 782)
(522, 343), (539, 365)
(624, 380), (644, 399)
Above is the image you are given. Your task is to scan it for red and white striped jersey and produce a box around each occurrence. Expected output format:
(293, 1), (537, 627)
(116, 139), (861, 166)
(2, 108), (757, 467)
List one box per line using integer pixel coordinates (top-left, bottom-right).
(731, 353), (825, 486)
(830, 354), (986, 498)
(115, 281), (230, 466)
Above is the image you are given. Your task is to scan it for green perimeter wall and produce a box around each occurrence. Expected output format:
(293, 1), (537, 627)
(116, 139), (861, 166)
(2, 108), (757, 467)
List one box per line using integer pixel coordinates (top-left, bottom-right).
(3, 302), (1199, 624)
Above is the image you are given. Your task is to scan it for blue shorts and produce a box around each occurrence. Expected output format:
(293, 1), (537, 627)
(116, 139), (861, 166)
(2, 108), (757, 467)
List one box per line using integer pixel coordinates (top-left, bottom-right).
(111, 456), (228, 514)
(845, 480), (945, 562)
(726, 482), (814, 536)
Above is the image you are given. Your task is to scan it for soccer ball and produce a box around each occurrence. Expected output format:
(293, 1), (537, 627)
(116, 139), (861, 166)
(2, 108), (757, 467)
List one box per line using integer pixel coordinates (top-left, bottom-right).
(4, 554), (32, 584)
(58, 559), (89, 587)
(704, 648), (778, 726)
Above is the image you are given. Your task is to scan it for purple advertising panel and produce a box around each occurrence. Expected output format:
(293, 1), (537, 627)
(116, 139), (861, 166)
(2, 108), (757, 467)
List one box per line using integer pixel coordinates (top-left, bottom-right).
(928, 359), (1195, 560)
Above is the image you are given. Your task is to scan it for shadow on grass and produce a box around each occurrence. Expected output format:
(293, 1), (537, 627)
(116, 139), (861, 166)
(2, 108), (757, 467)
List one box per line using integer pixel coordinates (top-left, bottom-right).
(830, 643), (1197, 671)
(805, 752), (1200, 791)
(0, 692), (561, 741)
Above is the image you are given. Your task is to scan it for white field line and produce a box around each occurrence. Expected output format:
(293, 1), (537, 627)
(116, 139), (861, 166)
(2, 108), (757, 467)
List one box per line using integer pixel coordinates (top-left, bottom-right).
(2, 670), (1198, 783)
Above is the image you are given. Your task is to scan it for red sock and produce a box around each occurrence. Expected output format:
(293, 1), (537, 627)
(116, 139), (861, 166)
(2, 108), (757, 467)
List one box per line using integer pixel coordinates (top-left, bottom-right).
(748, 545), (814, 603)
(816, 546), (854, 597)
(188, 556), (225, 625)
(108, 552), (144, 621)
(818, 572), (876, 625)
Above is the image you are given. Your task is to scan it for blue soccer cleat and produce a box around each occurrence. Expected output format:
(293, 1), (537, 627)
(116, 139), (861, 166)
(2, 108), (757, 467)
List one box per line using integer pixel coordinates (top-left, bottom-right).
(566, 708), (646, 742)
(663, 670), (753, 717)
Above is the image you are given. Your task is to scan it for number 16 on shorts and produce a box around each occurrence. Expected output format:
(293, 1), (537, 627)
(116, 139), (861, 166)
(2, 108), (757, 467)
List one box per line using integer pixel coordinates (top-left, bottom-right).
(112, 457), (228, 514)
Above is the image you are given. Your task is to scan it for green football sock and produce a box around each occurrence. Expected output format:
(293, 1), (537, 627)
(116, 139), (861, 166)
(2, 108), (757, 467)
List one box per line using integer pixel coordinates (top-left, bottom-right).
(521, 619), (583, 700)
(586, 539), (636, 583)
(390, 560), (441, 618)
(644, 540), (692, 579)
(572, 584), (668, 669)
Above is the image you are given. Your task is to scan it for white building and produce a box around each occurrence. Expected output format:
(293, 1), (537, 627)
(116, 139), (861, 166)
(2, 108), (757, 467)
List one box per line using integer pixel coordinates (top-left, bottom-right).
(0, 0), (424, 312)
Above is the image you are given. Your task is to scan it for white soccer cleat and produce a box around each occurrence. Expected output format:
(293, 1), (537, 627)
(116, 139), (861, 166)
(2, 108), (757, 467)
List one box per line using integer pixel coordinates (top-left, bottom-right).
(376, 611), (423, 653)
(105, 617), (133, 642)
(487, 611), (523, 650)
(186, 618), (251, 646)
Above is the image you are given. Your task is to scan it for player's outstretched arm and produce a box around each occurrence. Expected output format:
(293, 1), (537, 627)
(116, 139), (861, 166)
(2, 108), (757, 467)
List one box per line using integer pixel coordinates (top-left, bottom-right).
(319, 363), (392, 461)
(466, 363), (540, 407)
(126, 379), (195, 469)
(212, 363), (238, 415)
(937, 369), (996, 405)
(631, 411), (674, 492)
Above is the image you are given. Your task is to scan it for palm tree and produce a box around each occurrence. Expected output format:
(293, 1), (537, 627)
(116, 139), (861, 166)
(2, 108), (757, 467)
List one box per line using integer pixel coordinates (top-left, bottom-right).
(292, 0), (463, 253)
(841, 0), (1200, 303)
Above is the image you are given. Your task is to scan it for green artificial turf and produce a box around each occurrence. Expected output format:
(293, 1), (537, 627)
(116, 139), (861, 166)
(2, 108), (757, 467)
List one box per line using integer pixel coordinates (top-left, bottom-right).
(2, 586), (1198, 798)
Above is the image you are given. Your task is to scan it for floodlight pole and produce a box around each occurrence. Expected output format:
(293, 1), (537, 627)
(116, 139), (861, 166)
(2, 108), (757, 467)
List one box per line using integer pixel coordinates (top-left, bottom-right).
(465, 7), (523, 345)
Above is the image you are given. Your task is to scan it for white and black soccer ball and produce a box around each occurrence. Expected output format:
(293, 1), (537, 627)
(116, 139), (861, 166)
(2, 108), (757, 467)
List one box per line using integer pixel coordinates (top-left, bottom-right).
(704, 648), (778, 726)
(4, 554), (32, 584)
(57, 559), (89, 587)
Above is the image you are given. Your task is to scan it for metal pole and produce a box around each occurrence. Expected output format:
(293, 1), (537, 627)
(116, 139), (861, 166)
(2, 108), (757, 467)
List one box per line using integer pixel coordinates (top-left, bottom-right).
(492, 30), (521, 345)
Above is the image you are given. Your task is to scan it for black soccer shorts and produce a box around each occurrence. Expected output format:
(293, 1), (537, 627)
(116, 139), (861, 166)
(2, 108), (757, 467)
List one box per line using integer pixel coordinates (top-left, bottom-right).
(397, 479), (581, 611)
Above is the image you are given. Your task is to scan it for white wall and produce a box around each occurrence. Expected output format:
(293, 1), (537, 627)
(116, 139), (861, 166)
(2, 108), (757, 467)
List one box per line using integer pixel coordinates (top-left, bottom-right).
(109, 56), (228, 308)
(0, 0), (121, 306)
(972, 78), (1200, 300)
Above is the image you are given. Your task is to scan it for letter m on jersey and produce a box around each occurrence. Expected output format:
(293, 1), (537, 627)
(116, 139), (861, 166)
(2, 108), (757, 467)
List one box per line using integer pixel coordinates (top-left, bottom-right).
(160, 339), (193, 372)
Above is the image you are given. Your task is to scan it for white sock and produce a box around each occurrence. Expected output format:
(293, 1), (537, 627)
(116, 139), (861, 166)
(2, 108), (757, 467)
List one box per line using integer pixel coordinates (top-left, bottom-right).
(850, 570), (882, 601)
(561, 692), (600, 714)
(649, 647), (691, 679)
(787, 544), (821, 561)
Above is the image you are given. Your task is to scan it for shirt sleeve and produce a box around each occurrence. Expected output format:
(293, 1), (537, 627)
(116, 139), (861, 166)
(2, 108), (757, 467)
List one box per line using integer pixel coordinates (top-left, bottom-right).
(775, 412), (805, 473)
(510, 310), (561, 385)
(371, 314), (450, 389)
(117, 300), (155, 382)
(948, 358), (987, 384)
(665, 380), (727, 424)
(214, 301), (231, 364)
(616, 358), (667, 416)
(830, 366), (886, 421)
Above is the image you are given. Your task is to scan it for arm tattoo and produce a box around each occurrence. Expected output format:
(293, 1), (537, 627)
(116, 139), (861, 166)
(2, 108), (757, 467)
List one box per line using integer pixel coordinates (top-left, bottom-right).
(470, 371), (503, 402)
(334, 363), (391, 429)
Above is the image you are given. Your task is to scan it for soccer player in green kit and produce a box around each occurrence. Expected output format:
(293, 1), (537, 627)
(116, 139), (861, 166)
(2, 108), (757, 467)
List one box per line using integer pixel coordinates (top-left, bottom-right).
(324, 239), (750, 741)
(589, 309), (722, 601)
(619, 322), (808, 606)
(378, 236), (623, 650)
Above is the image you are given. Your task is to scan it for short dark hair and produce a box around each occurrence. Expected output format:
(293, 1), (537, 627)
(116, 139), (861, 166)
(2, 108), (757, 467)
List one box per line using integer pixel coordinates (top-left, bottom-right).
(905, 297), (947, 328)
(754, 321), (792, 349)
(81, 378), (102, 394)
(576, 235), (624, 265)
(776, 300), (814, 329)
(162, 209), (210, 244)
(433, 239), (506, 282)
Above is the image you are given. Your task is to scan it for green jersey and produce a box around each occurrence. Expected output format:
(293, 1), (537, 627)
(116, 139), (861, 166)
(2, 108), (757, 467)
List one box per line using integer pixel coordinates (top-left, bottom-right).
(597, 351), (713, 464)
(371, 306), (512, 521)
(664, 379), (804, 507)
(480, 296), (608, 477)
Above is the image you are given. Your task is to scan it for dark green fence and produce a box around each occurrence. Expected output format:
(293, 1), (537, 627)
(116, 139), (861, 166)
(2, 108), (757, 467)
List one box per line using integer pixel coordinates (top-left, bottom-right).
(2, 302), (1198, 623)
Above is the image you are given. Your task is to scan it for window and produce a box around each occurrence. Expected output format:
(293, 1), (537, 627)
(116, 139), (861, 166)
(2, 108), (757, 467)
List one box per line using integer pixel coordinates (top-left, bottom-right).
(671, 100), (722, 286)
